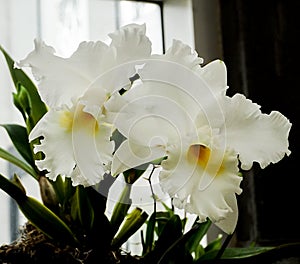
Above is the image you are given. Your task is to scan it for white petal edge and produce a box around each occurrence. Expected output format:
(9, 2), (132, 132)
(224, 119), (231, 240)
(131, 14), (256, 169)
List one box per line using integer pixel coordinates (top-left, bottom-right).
(19, 39), (109, 108)
(112, 139), (166, 176)
(163, 39), (203, 70)
(221, 94), (292, 170)
(214, 193), (239, 234)
(201, 60), (228, 96)
(71, 103), (114, 186)
(29, 109), (76, 181)
(108, 23), (152, 64)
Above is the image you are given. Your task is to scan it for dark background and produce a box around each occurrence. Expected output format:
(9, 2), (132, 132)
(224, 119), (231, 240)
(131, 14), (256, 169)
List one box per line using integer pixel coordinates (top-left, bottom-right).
(193, 0), (300, 246)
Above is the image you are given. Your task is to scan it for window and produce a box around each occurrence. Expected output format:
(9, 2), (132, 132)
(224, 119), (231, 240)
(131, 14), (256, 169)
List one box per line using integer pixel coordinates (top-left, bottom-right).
(0, 0), (195, 249)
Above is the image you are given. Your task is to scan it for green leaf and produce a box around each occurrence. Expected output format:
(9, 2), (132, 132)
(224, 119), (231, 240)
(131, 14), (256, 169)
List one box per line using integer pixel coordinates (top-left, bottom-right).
(155, 211), (173, 237)
(63, 176), (76, 203)
(0, 174), (26, 200)
(75, 185), (95, 230)
(110, 183), (132, 235)
(0, 45), (47, 128)
(194, 243), (300, 262)
(143, 212), (156, 254)
(84, 187), (113, 249)
(222, 246), (275, 259)
(153, 215), (183, 256)
(1, 124), (35, 168)
(112, 207), (148, 249)
(195, 234), (224, 261)
(205, 234), (223, 253)
(185, 219), (212, 258)
(147, 214), (195, 263)
(0, 147), (38, 179)
(11, 174), (26, 194)
(0, 173), (77, 244)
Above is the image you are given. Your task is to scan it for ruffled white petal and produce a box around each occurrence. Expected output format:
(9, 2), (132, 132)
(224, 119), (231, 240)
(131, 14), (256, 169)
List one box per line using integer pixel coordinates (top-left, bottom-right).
(109, 23), (152, 64)
(68, 166), (91, 187)
(112, 140), (165, 176)
(221, 94), (292, 170)
(162, 39), (203, 70)
(29, 102), (114, 186)
(159, 140), (242, 232)
(29, 108), (76, 181)
(71, 103), (114, 186)
(80, 60), (138, 118)
(69, 41), (110, 79)
(19, 39), (109, 108)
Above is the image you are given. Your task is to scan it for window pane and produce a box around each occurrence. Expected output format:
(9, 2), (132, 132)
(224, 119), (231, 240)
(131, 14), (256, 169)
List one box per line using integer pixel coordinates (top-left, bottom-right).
(0, 0), (162, 245)
(40, 0), (163, 57)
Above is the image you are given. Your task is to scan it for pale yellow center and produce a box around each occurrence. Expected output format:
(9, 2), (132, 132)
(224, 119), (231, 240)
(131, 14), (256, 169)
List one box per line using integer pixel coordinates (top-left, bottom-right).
(59, 107), (99, 134)
(187, 144), (224, 176)
(59, 111), (73, 132)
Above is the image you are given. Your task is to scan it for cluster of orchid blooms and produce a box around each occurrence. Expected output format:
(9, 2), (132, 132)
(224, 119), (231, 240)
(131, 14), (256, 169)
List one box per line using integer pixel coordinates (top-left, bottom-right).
(18, 23), (291, 236)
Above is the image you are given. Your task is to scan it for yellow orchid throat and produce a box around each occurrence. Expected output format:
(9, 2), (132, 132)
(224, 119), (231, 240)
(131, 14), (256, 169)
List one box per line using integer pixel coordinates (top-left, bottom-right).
(187, 144), (225, 176)
(59, 107), (99, 134)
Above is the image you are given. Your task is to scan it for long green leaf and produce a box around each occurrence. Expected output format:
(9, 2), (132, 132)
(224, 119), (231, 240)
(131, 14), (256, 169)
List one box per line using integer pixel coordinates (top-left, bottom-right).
(112, 208), (148, 249)
(186, 219), (212, 257)
(0, 147), (38, 179)
(143, 212), (156, 254)
(21, 196), (78, 244)
(0, 174), (77, 244)
(0, 45), (47, 126)
(0, 173), (26, 200)
(110, 183), (132, 235)
(84, 187), (113, 248)
(222, 246), (275, 259)
(154, 215), (183, 255)
(1, 124), (35, 167)
(75, 185), (95, 230)
(148, 214), (193, 263)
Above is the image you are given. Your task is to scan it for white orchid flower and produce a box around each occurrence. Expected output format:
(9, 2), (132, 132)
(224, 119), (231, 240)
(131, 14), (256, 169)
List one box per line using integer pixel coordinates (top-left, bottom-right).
(105, 40), (291, 233)
(19, 24), (152, 186)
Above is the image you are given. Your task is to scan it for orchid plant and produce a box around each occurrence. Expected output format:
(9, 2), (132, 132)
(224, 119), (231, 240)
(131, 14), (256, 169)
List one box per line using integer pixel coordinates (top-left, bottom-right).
(0, 24), (292, 263)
